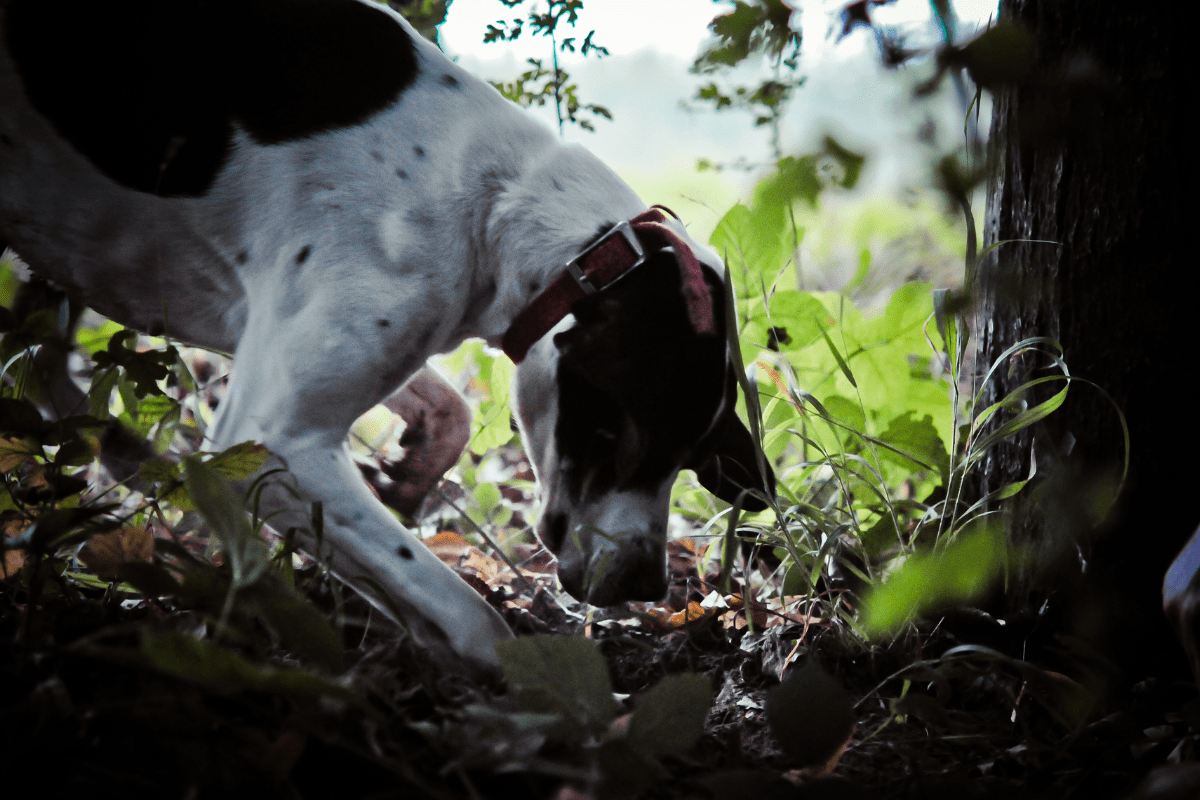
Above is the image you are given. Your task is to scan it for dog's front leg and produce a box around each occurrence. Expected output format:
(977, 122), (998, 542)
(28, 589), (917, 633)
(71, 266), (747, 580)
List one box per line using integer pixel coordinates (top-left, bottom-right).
(206, 307), (512, 672)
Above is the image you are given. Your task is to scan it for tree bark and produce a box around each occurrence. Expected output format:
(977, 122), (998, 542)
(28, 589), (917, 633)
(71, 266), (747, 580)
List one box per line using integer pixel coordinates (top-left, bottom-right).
(973, 0), (1191, 682)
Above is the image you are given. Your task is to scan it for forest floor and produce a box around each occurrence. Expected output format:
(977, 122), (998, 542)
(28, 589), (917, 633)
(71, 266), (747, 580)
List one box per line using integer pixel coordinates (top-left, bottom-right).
(3, 438), (1198, 800)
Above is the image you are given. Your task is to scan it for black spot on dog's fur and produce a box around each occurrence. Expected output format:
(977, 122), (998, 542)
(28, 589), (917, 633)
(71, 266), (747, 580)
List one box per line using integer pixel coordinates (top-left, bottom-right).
(370, 150), (384, 162)
(440, 74), (460, 88)
(295, 245), (311, 265)
(377, 318), (389, 328)
(395, 167), (409, 180)
(4, 0), (419, 197)
(235, 250), (249, 265)
(413, 145), (426, 158)
(398, 546), (414, 560)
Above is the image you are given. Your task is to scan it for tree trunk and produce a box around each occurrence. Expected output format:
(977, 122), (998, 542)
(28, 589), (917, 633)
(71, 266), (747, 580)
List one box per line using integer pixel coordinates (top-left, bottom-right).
(973, 0), (1191, 683)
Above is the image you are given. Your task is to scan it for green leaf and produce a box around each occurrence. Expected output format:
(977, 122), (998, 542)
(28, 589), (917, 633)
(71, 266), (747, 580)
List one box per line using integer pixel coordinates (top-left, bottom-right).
(817, 324), (857, 388)
(821, 395), (865, 434)
(132, 395), (178, 437)
(142, 629), (360, 703)
(475, 482), (501, 514)
(184, 457), (269, 589)
(627, 673), (712, 756)
(710, 202), (791, 293)
(497, 635), (619, 736)
(244, 573), (344, 673)
(206, 440), (271, 480)
(875, 412), (950, 481)
(768, 291), (832, 351)
(860, 523), (1007, 637)
(765, 659), (854, 768)
(87, 368), (120, 419)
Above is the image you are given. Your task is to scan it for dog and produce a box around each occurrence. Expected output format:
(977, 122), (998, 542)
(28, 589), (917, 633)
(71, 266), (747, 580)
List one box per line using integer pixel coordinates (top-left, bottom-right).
(0, 0), (774, 672)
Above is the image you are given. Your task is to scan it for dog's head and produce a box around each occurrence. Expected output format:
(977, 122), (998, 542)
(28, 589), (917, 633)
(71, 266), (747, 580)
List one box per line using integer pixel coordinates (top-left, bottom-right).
(512, 239), (774, 607)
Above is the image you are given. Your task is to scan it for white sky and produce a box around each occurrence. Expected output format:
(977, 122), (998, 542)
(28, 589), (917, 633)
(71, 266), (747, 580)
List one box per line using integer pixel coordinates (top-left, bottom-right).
(437, 1), (999, 234)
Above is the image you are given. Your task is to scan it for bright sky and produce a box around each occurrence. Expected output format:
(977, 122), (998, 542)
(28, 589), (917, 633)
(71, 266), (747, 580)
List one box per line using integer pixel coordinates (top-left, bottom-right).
(437, 1), (1000, 234)
(441, 1), (1000, 63)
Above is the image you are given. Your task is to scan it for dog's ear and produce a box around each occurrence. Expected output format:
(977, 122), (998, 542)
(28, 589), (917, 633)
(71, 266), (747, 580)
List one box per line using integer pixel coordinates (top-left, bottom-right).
(688, 407), (775, 511)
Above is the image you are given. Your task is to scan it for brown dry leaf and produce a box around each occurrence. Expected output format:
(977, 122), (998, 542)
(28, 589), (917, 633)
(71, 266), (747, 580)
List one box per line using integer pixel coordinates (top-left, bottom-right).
(646, 600), (718, 629)
(666, 536), (697, 564)
(425, 531), (501, 586)
(425, 530), (472, 562)
(720, 598), (771, 630)
(0, 436), (39, 473)
(2, 549), (24, 579)
(78, 526), (154, 578)
(22, 462), (49, 489)
(765, 595), (826, 629)
(2, 513), (29, 579)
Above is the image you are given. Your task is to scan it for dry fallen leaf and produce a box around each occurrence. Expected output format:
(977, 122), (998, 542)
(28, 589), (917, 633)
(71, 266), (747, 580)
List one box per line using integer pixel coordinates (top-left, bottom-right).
(0, 436), (39, 473)
(77, 526), (155, 578)
(426, 530), (501, 586)
(2, 549), (24, 579)
(2, 513), (29, 579)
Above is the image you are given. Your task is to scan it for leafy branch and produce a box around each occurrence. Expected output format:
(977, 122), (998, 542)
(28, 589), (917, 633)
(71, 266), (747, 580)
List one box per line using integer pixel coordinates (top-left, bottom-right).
(483, 0), (611, 135)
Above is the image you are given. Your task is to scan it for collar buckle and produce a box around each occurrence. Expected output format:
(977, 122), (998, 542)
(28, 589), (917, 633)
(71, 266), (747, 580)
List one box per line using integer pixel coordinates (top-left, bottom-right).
(564, 220), (644, 295)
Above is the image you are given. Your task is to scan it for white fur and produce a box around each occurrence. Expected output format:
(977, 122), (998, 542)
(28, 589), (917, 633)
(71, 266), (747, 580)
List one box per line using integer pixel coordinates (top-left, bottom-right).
(0, 2), (725, 670)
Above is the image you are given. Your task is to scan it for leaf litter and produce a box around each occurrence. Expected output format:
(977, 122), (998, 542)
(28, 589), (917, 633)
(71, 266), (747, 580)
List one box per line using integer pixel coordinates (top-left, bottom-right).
(1, 344), (1196, 799)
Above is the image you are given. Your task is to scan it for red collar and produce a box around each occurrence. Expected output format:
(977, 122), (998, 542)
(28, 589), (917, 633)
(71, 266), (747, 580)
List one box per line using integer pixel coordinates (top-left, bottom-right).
(501, 206), (715, 363)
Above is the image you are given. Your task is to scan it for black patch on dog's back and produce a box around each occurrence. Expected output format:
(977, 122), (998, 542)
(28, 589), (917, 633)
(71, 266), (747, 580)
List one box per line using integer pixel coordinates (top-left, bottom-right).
(4, 0), (418, 196)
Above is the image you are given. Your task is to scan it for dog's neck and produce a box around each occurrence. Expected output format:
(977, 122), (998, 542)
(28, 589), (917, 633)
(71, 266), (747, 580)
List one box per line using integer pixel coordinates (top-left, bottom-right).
(462, 145), (647, 348)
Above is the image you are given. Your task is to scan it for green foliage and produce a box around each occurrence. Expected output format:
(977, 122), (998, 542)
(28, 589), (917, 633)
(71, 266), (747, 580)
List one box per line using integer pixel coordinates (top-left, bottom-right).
(1, 292), (343, 686)
(860, 522), (1007, 636)
(691, 0), (803, 162)
(498, 635), (620, 737)
(488, 635), (713, 794)
(765, 659), (853, 767)
(383, 0), (452, 44)
(483, 0), (611, 134)
(685, 138), (1109, 644)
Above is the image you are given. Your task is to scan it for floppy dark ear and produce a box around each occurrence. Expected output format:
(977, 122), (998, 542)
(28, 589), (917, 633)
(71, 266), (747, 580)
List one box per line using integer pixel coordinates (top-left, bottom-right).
(689, 410), (775, 511)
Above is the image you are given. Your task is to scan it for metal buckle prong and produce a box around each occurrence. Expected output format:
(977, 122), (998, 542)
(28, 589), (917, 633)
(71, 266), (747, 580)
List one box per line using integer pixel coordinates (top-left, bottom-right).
(567, 262), (597, 294)
(564, 220), (645, 294)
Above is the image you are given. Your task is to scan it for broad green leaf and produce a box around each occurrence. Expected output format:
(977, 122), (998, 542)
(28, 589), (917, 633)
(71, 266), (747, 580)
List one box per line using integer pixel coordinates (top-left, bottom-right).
(765, 660), (854, 767)
(142, 630), (360, 703)
(861, 524), (1007, 637)
(87, 368), (120, 419)
(768, 290), (833, 351)
(470, 407), (514, 455)
(206, 441), (271, 480)
(244, 574), (344, 673)
(710, 202), (791, 292)
(475, 482), (501, 514)
(497, 635), (619, 736)
(875, 412), (950, 480)
(627, 673), (712, 756)
(138, 458), (179, 484)
(821, 395), (865, 434)
(184, 457), (268, 589)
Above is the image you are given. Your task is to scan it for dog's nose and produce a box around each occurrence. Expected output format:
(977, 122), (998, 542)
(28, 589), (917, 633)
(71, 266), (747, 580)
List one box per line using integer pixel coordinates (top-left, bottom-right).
(583, 536), (667, 607)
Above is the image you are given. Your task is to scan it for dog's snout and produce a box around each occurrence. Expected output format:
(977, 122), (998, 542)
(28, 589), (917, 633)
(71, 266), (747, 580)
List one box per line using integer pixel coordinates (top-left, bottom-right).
(561, 534), (666, 608)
